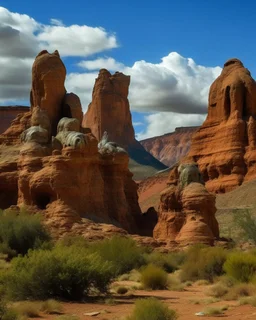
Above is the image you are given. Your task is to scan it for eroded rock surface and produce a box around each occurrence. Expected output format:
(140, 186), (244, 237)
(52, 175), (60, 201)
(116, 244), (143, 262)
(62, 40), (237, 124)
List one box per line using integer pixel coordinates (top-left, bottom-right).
(140, 127), (198, 167)
(153, 163), (219, 245)
(188, 58), (256, 192)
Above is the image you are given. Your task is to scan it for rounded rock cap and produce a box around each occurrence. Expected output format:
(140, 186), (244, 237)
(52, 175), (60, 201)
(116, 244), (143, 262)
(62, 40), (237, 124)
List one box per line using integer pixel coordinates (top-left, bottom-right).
(224, 58), (244, 68)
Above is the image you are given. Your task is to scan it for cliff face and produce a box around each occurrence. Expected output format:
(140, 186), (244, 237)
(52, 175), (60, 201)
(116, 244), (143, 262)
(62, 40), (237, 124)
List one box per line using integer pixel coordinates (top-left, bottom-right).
(83, 69), (167, 180)
(188, 58), (256, 193)
(0, 106), (29, 134)
(0, 50), (144, 237)
(140, 127), (198, 167)
(83, 69), (136, 149)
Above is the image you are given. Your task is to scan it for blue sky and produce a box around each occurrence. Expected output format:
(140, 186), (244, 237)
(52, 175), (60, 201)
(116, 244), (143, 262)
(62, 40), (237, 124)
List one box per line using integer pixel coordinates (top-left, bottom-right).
(1, 1), (256, 139)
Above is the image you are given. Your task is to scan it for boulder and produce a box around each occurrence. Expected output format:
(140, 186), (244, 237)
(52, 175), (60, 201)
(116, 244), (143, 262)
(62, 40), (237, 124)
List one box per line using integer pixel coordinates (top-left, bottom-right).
(153, 163), (219, 245)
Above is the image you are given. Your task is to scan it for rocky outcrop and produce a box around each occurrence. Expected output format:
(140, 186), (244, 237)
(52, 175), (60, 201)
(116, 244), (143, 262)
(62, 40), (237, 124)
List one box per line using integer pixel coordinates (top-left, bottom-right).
(83, 69), (167, 180)
(0, 50), (67, 144)
(188, 58), (256, 193)
(153, 163), (219, 245)
(0, 106), (29, 134)
(140, 127), (198, 167)
(83, 70), (135, 148)
(0, 50), (144, 237)
(30, 50), (66, 136)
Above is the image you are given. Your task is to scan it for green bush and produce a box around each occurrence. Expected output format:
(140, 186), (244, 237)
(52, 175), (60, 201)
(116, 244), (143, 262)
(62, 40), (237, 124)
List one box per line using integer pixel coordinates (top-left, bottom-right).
(180, 246), (227, 282)
(89, 236), (146, 276)
(3, 245), (115, 301)
(140, 264), (168, 290)
(0, 210), (50, 257)
(233, 209), (256, 243)
(127, 297), (177, 320)
(224, 252), (256, 282)
(0, 297), (18, 320)
(145, 252), (185, 273)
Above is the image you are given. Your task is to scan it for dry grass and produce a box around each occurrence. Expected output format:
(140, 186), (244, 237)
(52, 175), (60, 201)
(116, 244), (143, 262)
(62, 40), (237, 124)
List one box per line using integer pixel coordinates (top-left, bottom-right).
(225, 283), (256, 300)
(206, 283), (229, 298)
(118, 270), (141, 282)
(168, 273), (185, 291)
(40, 300), (63, 314)
(14, 301), (41, 318)
(195, 279), (210, 286)
(202, 306), (228, 316)
(238, 296), (256, 307)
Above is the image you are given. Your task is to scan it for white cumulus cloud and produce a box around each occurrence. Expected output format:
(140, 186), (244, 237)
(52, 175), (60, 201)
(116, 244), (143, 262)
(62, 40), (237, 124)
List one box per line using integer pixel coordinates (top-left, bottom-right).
(78, 57), (124, 71)
(0, 6), (118, 104)
(37, 25), (118, 57)
(137, 112), (206, 140)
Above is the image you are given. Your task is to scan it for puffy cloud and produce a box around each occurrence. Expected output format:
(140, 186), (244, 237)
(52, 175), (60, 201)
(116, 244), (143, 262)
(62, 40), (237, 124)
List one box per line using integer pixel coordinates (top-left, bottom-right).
(50, 18), (64, 27)
(0, 7), (221, 138)
(37, 25), (118, 57)
(78, 57), (124, 71)
(137, 112), (206, 140)
(0, 6), (118, 104)
(67, 53), (221, 117)
(65, 72), (97, 109)
(125, 52), (221, 114)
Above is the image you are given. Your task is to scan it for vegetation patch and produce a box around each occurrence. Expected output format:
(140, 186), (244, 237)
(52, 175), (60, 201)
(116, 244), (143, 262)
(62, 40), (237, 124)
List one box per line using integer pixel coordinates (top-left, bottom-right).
(127, 297), (178, 320)
(140, 264), (168, 290)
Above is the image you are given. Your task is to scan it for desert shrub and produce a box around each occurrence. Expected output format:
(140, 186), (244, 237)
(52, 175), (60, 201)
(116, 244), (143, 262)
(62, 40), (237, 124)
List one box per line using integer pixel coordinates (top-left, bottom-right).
(127, 297), (177, 320)
(0, 210), (50, 257)
(233, 209), (256, 243)
(3, 245), (114, 301)
(206, 283), (228, 298)
(145, 252), (185, 273)
(224, 252), (256, 282)
(202, 306), (227, 316)
(89, 236), (146, 276)
(116, 286), (128, 294)
(56, 235), (88, 249)
(14, 301), (41, 317)
(140, 264), (168, 290)
(168, 273), (185, 291)
(180, 246), (227, 282)
(239, 296), (256, 307)
(1, 309), (18, 320)
(225, 283), (256, 300)
(40, 299), (63, 314)
(0, 297), (18, 320)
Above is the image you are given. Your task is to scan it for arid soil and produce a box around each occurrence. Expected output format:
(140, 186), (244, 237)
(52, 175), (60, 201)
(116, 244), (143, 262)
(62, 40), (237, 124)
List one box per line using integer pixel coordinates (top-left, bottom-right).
(37, 282), (255, 320)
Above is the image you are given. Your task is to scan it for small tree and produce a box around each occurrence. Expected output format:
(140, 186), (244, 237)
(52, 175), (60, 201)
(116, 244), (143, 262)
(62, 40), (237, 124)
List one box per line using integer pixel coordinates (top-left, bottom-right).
(233, 209), (256, 244)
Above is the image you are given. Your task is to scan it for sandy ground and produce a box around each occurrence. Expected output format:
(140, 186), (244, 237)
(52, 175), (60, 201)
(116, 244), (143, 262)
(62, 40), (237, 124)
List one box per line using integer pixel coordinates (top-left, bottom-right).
(37, 282), (256, 320)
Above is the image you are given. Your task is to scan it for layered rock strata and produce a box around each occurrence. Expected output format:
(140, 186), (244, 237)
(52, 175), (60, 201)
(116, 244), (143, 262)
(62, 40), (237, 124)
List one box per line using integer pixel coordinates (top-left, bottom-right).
(188, 58), (256, 192)
(153, 163), (219, 245)
(140, 127), (198, 167)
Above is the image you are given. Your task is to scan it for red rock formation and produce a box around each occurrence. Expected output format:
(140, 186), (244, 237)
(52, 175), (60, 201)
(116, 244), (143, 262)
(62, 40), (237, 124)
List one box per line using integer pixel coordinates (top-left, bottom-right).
(153, 163), (219, 245)
(17, 120), (141, 234)
(82, 69), (167, 180)
(0, 106), (29, 134)
(140, 127), (198, 167)
(0, 50), (67, 144)
(83, 70), (136, 148)
(188, 58), (256, 193)
(0, 50), (144, 237)
(30, 50), (66, 135)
